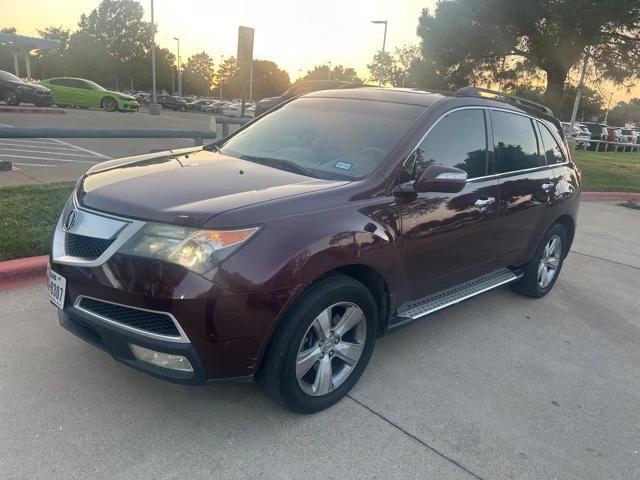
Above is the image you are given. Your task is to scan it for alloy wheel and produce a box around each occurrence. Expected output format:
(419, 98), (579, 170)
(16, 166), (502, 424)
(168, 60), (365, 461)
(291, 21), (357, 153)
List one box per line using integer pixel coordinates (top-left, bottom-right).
(537, 234), (562, 289)
(296, 302), (367, 396)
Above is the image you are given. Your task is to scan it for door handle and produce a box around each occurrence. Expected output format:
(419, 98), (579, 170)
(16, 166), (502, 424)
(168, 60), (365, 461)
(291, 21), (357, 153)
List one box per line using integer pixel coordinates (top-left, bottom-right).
(541, 182), (555, 192)
(475, 197), (495, 208)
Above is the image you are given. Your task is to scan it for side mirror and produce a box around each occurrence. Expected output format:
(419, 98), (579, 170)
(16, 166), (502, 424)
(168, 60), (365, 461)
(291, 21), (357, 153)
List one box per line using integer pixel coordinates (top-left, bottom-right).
(413, 165), (468, 193)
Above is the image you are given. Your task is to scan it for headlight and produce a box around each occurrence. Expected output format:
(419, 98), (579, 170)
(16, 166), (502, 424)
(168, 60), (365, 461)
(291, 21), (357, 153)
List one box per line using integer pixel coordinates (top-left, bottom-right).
(118, 223), (259, 277)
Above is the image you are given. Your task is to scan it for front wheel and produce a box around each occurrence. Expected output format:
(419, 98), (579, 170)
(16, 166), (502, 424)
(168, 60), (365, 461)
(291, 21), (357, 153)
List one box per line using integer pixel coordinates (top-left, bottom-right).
(101, 96), (117, 112)
(258, 274), (378, 413)
(3, 89), (19, 106)
(180, 105), (187, 112)
(511, 223), (568, 298)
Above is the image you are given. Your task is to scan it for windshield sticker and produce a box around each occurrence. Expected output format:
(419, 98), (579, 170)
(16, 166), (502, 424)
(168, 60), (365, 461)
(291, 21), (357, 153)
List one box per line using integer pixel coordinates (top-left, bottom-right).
(334, 161), (353, 171)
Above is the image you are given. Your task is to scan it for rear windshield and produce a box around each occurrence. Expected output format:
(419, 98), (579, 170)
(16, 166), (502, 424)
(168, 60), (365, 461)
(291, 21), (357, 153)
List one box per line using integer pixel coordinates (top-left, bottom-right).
(0, 70), (22, 82)
(218, 97), (423, 180)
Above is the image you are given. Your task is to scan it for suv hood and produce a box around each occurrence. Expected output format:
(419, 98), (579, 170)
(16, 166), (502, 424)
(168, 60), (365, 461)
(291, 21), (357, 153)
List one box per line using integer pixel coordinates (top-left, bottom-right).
(78, 148), (347, 226)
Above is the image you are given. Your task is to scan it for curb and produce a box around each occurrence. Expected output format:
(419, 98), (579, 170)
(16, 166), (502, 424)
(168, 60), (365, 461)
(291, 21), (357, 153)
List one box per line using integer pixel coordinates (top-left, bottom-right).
(0, 106), (65, 115)
(582, 192), (640, 201)
(0, 255), (49, 292)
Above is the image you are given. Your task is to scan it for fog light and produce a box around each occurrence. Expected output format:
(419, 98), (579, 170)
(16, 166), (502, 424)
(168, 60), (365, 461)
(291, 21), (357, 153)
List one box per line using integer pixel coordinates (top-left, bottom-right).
(129, 344), (194, 373)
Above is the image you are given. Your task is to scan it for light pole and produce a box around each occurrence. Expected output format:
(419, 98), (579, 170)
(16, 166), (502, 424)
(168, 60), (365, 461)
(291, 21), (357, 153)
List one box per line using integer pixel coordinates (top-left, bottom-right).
(327, 61), (332, 80)
(149, 0), (160, 114)
(173, 37), (181, 97)
(219, 54), (224, 100)
(371, 20), (388, 53)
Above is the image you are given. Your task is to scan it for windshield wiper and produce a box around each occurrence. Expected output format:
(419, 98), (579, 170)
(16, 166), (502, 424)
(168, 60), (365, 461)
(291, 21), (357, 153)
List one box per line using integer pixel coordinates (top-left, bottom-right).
(238, 155), (314, 177)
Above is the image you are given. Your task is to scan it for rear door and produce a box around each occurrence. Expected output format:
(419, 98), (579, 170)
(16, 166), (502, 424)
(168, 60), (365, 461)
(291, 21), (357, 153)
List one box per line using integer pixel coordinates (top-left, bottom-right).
(399, 107), (500, 299)
(490, 109), (556, 266)
(49, 78), (72, 105)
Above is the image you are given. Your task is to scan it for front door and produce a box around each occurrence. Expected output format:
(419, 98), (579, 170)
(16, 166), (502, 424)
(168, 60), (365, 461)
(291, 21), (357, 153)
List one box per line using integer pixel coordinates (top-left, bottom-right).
(399, 107), (499, 301)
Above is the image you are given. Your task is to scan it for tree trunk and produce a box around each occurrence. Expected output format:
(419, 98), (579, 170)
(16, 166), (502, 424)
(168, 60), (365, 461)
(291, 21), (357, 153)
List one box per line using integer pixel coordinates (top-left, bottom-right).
(544, 67), (568, 111)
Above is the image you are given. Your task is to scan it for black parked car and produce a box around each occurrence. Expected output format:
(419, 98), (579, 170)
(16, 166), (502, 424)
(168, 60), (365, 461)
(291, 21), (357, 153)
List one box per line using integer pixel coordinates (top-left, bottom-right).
(254, 80), (364, 116)
(0, 70), (53, 107)
(159, 95), (188, 111)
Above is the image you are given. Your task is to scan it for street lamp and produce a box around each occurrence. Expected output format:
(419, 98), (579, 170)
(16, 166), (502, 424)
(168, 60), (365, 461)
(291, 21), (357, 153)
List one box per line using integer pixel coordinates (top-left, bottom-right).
(371, 20), (388, 53)
(173, 37), (181, 97)
(327, 61), (332, 80)
(149, 0), (160, 114)
(219, 54), (224, 100)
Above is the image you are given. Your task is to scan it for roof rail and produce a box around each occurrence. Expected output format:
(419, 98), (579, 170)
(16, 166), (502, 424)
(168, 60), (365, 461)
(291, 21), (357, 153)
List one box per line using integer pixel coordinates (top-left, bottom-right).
(455, 87), (554, 116)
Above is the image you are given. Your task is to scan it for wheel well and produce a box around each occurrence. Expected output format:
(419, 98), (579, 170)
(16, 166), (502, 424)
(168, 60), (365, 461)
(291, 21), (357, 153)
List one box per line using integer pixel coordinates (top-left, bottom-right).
(331, 264), (390, 336)
(554, 214), (575, 255)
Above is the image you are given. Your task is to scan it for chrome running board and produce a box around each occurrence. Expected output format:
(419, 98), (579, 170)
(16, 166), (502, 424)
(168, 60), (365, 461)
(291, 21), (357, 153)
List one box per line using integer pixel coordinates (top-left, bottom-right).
(389, 268), (522, 329)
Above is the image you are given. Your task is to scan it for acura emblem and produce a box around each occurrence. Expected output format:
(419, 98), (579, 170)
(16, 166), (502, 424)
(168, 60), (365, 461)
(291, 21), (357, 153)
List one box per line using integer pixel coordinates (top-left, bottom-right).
(63, 209), (77, 231)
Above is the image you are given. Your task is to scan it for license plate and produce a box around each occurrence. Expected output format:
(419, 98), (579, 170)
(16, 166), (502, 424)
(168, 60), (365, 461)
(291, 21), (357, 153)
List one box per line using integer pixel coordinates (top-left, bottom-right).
(47, 266), (66, 309)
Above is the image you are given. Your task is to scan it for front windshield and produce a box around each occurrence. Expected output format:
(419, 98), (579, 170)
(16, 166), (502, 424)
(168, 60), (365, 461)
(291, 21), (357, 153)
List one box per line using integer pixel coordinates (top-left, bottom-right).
(84, 79), (106, 91)
(219, 97), (423, 180)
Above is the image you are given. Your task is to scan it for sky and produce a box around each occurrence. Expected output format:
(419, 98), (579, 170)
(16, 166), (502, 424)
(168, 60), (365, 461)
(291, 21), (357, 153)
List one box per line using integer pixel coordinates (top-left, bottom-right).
(3, 0), (638, 102)
(3, 0), (433, 80)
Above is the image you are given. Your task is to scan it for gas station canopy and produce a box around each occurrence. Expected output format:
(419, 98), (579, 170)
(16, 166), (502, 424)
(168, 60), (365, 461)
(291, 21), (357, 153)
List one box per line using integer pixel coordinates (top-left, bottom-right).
(0, 32), (59, 80)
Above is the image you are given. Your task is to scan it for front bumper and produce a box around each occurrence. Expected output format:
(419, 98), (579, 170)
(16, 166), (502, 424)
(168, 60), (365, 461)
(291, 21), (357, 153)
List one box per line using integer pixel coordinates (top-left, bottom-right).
(19, 89), (54, 106)
(59, 306), (207, 384)
(49, 196), (300, 384)
(118, 100), (139, 111)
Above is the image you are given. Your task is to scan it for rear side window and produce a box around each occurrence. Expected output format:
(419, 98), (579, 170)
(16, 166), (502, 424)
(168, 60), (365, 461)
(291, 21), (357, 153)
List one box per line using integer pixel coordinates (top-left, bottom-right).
(491, 110), (543, 173)
(538, 122), (565, 165)
(409, 109), (489, 180)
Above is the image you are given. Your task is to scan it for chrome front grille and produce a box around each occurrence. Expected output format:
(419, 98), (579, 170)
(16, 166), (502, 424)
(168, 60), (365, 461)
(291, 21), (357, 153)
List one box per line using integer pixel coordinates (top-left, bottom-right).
(52, 195), (144, 267)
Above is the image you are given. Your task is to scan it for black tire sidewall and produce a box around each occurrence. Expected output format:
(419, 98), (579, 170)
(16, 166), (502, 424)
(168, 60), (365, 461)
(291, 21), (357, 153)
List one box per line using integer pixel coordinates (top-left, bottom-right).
(102, 97), (116, 111)
(517, 223), (568, 298)
(4, 90), (18, 106)
(265, 276), (378, 413)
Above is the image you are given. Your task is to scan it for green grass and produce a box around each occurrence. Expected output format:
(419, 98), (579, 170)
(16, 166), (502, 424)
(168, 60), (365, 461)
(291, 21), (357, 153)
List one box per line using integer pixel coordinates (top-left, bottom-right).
(0, 182), (74, 262)
(573, 150), (640, 193)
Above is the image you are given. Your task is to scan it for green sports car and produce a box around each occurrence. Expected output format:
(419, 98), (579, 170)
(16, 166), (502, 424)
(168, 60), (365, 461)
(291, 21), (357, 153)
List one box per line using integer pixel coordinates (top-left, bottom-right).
(39, 77), (139, 112)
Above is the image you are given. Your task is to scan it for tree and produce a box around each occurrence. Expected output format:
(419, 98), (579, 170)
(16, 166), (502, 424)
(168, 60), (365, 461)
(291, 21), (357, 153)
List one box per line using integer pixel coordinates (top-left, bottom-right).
(77, 0), (154, 88)
(507, 84), (604, 121)
(417, 1), (640, 106)
(32, 26), (70, 79)
(214, 56), (240, 99)
(367, 46), (424, 87)
(303, 64), (363, 83)
(607, 98), (640, 126)
(250, 60), (290, 100)
(182, 51), (215, 96)
(367, 51), (395, 85)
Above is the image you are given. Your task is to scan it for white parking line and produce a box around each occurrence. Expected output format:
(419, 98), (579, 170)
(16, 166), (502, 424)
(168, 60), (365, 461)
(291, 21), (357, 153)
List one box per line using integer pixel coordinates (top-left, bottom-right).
(12, 162), (57, 167)
(50, 138), (112, 159)
(0, 147), (100, 157)
(0, 141), (81, 150)
(0, 154), (99, 164)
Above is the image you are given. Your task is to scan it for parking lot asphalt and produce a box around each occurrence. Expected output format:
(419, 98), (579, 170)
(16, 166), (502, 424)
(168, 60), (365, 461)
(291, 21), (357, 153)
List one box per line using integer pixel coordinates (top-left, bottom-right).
(0, 201), (638, 480)
(0, 107), (238, 186)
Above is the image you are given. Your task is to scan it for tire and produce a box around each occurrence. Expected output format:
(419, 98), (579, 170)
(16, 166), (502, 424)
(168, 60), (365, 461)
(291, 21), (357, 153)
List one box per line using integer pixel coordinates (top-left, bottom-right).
(180, 105), (187, 112)
(511, 223), (568, 298)
(258, 273), (378, 413)
(3, 89), (19, 106)
(101, 96), (117, 112)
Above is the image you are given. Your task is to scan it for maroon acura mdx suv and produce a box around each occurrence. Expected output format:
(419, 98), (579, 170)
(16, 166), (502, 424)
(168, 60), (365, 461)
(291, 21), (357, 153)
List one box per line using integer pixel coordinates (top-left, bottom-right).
(48, 87), (580, 412)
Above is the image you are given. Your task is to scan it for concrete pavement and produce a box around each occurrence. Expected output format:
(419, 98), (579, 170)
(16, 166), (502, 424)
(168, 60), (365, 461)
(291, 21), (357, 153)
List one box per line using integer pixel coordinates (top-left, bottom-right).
(0, 201), (638, 479)
(0, 108), (240, 187)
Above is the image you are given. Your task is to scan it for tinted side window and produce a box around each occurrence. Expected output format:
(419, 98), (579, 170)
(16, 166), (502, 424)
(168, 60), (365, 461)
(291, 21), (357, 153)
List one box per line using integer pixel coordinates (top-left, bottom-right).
(66, 79), (88, 89)
(410, 109), (488, 180)
(49, 78), (64, 86)
(538, 122), (565, 165)
(491, 110), (542, 173)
